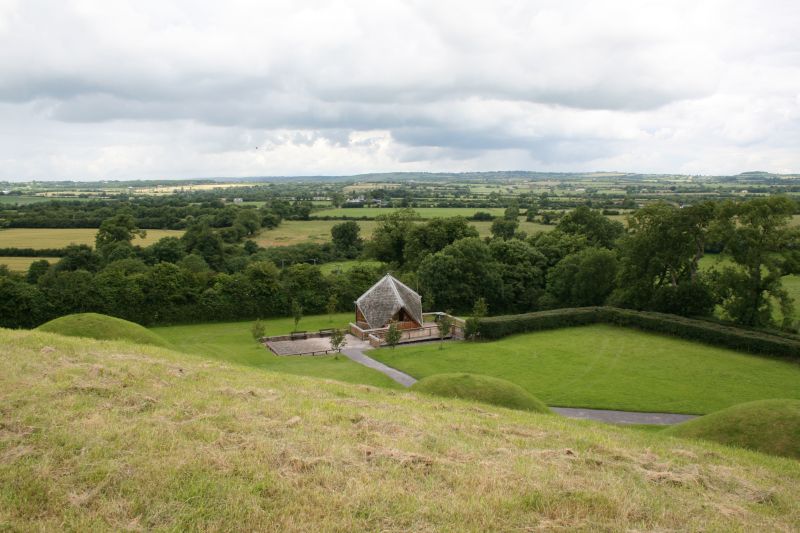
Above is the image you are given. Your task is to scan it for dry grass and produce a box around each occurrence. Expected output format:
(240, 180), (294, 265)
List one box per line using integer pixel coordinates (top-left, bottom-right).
(1, 328), (799, 531)
(0, 228), (184, 249)
(0, 256), (61, 271)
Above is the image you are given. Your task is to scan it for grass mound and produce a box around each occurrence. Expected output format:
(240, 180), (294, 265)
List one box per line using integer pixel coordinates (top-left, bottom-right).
(37, 313), (171, 348)
(664, 399), (800, 459)
(2, 328), (799, 530)
(411, 373), (551, 413)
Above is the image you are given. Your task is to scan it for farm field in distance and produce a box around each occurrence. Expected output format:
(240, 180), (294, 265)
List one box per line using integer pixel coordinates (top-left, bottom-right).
(0, 256), (61, 271)
(313, 207), (509, 218)
(151, 313), (402, 389)
(371, 324), (800, 414)
(0, 228), (184, 249)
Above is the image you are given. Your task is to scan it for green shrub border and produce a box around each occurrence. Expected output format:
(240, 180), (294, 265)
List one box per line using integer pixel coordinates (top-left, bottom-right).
(477, 307), (800, 361)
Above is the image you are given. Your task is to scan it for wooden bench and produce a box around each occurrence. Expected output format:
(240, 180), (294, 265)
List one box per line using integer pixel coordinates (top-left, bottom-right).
(290, 331), (308, 340)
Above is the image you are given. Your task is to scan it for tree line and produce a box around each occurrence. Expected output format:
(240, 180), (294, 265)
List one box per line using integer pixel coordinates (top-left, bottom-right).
(0, 196), (798, 332)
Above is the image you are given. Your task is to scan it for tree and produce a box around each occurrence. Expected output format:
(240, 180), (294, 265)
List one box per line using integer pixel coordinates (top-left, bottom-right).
(234, 209), (261, 237)
(148, 236), (186, 264)
(556, 206), (623, 248)
(464, 297), (487, 341)
(291, 299), (303, 332)
(365, 208), (418, 266)
(503, 203), (520, 221)
(329, 328), (347, 352)
(326, 294), (338, 321)
(26, 259), (51, 284)
(331, 221), (363, 258)
(418, 238), (502, 313)
(404, 216), (479, 269)
(437, 312), (454, 349)
(384, 321), (401, 349)
(544, 248), (619, 307)
(490, 218), (518, 240)
(95, 213), (146, 252)
(489, 238), (548, 313)
(712, 197), (799, 328)
(251, 319), (266, 341)
(610, 202), (717, 316)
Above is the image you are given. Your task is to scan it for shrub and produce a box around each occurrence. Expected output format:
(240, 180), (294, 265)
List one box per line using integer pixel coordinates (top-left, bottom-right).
(477, 307), (800, 360)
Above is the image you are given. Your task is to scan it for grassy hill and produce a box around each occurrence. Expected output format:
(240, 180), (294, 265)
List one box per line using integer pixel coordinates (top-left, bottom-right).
(38, 313), (172, 348)
(412, 373), (552, 413)
(371, 324), (800, 414)
(1, 328), (799, 530)
(664, 400), (800, 459)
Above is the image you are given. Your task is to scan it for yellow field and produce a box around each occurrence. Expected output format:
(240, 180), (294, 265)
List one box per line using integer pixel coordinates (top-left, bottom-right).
(0, 257), (61, 271)
(254, 220), (379, 247)
(0, 228), (184, 249)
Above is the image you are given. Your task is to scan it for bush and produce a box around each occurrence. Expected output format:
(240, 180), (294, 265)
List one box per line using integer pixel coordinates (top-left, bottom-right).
(411, 373), (551, 413)
(478, 307), (800, 361)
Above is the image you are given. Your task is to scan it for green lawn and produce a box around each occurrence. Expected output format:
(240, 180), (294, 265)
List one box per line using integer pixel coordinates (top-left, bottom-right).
(152, 313), (402, 389)
(318, 260), (383, 275)
(370, 324), (800, 414)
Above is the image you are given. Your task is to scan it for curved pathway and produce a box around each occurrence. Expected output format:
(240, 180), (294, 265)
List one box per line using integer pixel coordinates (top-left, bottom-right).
(341, 347), (418, 388)
(342, 344), (698, 425)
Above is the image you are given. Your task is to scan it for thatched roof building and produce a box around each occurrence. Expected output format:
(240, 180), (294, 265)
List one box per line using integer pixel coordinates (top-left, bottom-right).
(355, 274), (423, 330)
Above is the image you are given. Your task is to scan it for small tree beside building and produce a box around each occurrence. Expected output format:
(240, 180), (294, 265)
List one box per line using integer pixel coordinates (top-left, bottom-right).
(384, 321), (402, 349)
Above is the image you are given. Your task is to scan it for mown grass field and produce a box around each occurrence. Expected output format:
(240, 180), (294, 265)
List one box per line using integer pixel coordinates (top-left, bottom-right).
(2, 328), (799, 530)
(318, 260), (383, 274)
(371, 324), (800, 414)
(0, 228), (184, 249)
(152, 313), (401, 389)
(0, 256), (61, 271)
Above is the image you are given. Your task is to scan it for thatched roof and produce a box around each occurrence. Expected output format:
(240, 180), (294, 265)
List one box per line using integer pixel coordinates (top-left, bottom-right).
(355, 274), (423, 329)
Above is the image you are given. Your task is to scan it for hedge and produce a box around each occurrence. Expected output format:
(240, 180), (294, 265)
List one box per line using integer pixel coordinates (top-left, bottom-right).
(0, 247), (68, 257)
(477, 307), (800, 361)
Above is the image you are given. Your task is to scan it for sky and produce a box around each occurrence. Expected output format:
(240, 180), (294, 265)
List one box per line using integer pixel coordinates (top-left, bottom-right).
(0, 0), (799, 181)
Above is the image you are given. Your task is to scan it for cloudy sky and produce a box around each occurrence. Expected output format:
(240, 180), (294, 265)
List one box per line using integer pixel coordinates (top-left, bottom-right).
(1, 0), (799, 181)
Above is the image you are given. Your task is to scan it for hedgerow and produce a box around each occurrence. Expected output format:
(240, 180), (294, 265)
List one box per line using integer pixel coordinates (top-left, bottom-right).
(477, 307), (800, 360)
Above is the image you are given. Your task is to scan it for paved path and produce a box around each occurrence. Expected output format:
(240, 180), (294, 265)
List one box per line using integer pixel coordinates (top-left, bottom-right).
(341, 347), (419, 387)
(551, 407), (697, 425)
(341, 346), (697, 425)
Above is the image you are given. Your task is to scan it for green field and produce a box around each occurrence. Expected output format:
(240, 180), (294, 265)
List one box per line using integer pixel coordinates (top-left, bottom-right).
(371, 324), (800, 414)
(0, 195), (61, 205)
(318, 260), (383, 274)
(313, 207), (509, 218)
(152, 313), (401, 389)
(0, 228), (184, 249)
(0, 256), (60, 271)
